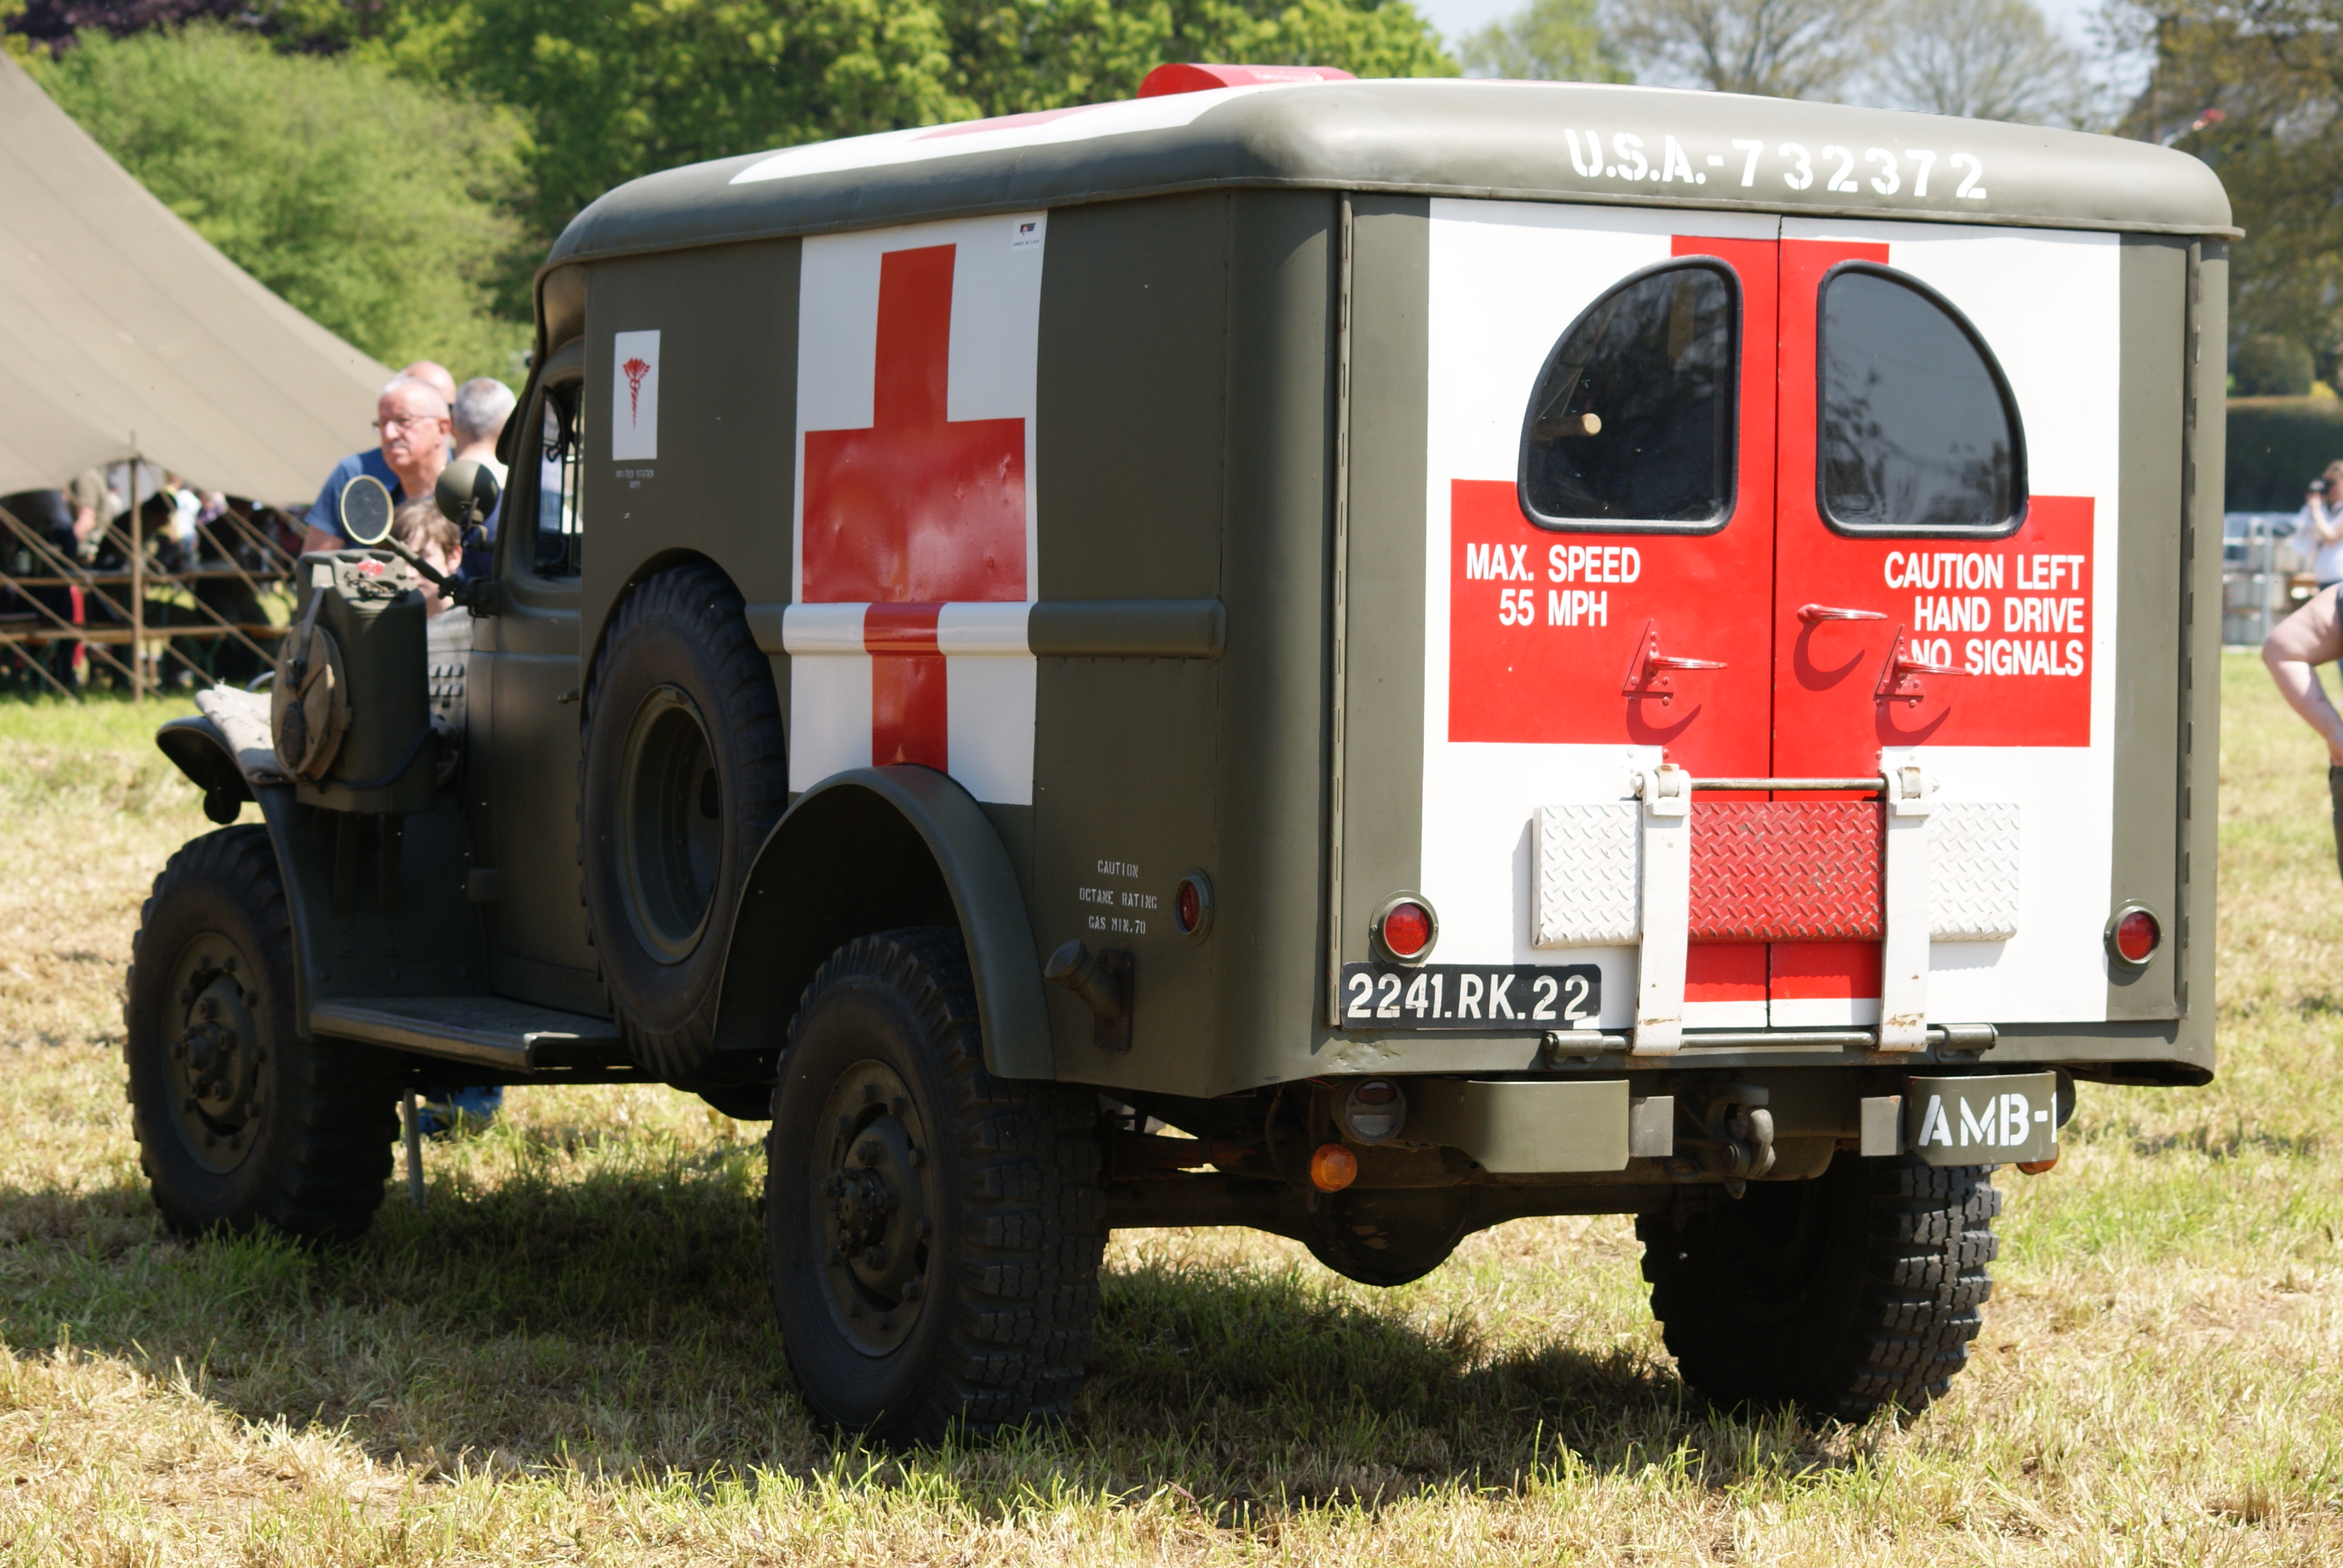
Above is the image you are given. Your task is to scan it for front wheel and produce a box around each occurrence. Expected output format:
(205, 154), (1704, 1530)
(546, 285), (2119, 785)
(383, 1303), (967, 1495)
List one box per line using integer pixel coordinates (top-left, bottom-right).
(766, 928), (1104, 1445)
(1637, 1154), (1999, 1424)
(125, 826), (398, 1240)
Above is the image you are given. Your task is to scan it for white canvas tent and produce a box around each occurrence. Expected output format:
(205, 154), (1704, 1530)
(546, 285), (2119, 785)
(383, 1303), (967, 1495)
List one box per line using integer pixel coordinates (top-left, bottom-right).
(0, 51), (390, 501)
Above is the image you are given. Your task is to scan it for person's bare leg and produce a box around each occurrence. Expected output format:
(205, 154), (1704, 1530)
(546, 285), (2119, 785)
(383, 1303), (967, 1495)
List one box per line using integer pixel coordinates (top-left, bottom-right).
(2264, 587), (2343, 878)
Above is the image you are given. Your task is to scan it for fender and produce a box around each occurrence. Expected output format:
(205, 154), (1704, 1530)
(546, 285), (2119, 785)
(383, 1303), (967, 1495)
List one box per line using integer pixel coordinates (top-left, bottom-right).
(155, 715), (254, 826)
(154, 715), (484, 1045)
(713, 766), (1053, 1080)
(154, 716), (320, 1035)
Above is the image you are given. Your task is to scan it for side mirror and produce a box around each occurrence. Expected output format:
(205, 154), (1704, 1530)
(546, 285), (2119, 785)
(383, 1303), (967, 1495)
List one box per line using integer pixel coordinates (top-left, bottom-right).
(338, 474), (395, 546)
(435, 460), (501, 529)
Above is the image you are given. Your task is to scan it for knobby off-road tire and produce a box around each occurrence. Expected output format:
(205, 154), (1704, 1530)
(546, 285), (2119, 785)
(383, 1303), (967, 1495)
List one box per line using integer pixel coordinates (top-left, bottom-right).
(767, 928), (1106, 1444)
(1637, 1154), (2000, 1424)
(578, 564), (787, 1080)
(125, 826), (398, 1240)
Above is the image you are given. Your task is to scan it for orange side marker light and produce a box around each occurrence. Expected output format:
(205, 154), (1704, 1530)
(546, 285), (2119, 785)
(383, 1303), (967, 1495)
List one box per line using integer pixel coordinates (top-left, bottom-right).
(1309, 1143), (1358, 1192)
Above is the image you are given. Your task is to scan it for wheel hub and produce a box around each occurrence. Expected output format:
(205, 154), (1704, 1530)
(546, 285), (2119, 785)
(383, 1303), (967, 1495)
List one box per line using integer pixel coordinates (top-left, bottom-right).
(811, 1060), (935, 1355)
(615, 684), (723, 963)
(164, 944), (263, 1174)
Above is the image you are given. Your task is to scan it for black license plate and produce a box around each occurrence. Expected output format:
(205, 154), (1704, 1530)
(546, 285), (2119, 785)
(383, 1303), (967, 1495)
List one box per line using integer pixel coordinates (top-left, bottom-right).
(1340, 962), (1602, 1031)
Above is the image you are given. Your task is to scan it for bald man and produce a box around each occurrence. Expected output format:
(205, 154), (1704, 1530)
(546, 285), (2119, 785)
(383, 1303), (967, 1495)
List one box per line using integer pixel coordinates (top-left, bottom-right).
(2263, 585), (2343, 880)
(301, 361), (457, 555)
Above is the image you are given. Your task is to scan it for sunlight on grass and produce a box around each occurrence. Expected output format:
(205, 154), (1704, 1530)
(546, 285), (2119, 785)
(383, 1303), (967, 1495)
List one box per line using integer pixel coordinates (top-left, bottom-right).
(0, 663), (2336, 1563)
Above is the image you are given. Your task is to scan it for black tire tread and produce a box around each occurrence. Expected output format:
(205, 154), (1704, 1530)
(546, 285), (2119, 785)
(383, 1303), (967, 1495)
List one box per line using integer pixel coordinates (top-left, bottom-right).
(577, 563), (787, 1080)
(772, 927), (1104, 1440)
(125, 826), (396, 1241)
(1638, 1155), (1999, 1424)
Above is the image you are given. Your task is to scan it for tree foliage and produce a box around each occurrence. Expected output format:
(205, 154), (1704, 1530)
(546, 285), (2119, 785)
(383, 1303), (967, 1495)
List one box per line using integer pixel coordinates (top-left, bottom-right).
(1857, 0), (2090, 123)
(31, 24), (531, 378)
(1605, 0), (1875, 97)
(1459, 0), (1629, 81)
(249, 0), (1450, 258)
(2235, 332), (2316, 396)
(2112, 0), (2343, 370)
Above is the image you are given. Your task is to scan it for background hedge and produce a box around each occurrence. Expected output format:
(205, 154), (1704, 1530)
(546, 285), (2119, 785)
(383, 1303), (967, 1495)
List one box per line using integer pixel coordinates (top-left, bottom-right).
(2226, 397), (2343, 510)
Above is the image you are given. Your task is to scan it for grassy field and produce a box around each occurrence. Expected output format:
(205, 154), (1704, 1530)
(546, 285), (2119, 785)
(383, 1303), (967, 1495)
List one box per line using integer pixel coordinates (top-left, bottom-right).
(0, 662), (2336, 1564)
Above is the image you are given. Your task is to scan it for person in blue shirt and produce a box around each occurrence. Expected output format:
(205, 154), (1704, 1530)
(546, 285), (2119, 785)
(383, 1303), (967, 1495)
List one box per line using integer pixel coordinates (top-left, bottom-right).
(300, 361), (457, 555)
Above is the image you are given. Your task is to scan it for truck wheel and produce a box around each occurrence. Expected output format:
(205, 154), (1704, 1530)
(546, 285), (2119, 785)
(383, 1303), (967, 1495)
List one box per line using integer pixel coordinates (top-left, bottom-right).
(578, 564), (786, 1080)
(125, 826), (397, 1240)
(1636, 1155), (1999, 1424)
(766, 928), (1104, 1443)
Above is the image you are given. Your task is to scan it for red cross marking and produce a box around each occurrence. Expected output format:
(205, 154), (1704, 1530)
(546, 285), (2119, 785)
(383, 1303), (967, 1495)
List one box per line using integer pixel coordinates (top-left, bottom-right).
(802, 243), (1028, 771)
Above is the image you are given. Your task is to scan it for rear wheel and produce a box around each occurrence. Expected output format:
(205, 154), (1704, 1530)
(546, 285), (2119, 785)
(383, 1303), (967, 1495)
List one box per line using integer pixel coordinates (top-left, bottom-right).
(1637, 1154), (1999, 1423)
(125, 826), (397, 1240)
(766, 928), (1104, 1443)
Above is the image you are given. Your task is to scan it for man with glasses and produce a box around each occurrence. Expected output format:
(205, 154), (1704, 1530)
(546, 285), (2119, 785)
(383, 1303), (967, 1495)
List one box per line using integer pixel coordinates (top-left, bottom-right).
(300, 361), (457, 555)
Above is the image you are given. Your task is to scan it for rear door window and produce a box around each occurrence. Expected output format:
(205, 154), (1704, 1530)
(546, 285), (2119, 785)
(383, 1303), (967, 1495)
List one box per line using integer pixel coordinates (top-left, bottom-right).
(1517, 260), (1738, 531)
(1817, 264), (2025, 534)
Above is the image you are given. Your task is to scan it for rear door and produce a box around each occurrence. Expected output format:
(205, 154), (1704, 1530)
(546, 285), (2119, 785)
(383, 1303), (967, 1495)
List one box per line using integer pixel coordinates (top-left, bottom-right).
(1763, 221), (2116, 1028)
(1414, 202), (2120, 1039)
(1424, 203), (1780, 1030)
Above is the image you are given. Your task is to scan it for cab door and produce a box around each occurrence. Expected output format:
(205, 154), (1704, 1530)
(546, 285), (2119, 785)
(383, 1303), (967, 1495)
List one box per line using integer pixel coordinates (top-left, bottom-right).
(469, 342), (603, 1012)
(1762, 221), (2114, 1027)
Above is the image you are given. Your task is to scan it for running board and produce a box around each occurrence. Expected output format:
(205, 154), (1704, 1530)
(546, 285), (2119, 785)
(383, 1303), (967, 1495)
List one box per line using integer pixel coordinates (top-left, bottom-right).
(309, 996), (629, 1071)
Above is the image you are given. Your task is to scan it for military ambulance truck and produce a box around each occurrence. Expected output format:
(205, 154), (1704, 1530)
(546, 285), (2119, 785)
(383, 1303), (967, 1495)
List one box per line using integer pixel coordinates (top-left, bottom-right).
(135, 67), (2229, 1442)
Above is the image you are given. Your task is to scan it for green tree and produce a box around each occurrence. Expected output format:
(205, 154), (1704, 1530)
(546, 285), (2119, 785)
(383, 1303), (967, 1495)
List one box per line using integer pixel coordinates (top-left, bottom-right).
(1458, 0), (1629, 82)
(255, 0), (1452, 249)
(941, 0), (1455, 113)
(33, 24), (529, 379)
(2112, 0), (2343, 376)
(2235, 333), (2316, 396)
(301, 0), (975, 263)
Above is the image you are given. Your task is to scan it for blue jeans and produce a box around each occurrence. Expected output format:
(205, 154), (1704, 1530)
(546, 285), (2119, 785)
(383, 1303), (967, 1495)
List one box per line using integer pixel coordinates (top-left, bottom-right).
(418, 1083), (503, 1135)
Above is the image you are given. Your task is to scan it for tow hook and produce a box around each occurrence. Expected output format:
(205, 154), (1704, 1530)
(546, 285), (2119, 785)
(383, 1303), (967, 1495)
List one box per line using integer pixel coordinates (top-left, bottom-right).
(1688, 1083), (1775, 1197)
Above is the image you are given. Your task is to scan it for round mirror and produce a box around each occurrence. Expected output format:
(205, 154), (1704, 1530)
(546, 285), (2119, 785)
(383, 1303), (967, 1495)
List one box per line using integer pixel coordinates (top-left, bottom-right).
(338, 474), (395, 546)
(434, 459), (500, 528)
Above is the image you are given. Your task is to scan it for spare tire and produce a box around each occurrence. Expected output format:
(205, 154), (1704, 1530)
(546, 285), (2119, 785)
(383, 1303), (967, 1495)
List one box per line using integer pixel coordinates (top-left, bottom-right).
(578, 564), (786, 1079)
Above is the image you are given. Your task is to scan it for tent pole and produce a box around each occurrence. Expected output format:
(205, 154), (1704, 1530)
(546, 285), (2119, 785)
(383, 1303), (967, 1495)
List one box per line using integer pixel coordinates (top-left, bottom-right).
(129, 443), (143, 702)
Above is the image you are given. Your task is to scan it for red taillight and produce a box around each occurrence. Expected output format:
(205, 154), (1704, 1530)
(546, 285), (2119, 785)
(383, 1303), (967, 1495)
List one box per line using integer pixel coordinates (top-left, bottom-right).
(1380, 900), (1433, 960)
(1175, 871), (1213, 941)
(2114, 909), (2160, 964)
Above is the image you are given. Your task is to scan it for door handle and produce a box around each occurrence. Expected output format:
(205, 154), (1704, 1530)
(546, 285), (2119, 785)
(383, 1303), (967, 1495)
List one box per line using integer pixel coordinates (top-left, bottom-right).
(1875, 626), (1968, 703)
(1623, 618), (1726, 702)
(1797, 603), (1886, 624)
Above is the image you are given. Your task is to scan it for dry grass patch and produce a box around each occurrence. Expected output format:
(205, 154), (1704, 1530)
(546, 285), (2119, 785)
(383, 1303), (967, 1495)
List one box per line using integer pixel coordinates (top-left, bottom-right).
(0, 671), (2338, 1563)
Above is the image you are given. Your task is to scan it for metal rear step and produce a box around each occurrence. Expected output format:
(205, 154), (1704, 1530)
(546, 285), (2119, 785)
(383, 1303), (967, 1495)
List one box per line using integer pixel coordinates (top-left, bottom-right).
(309, 996), (630, 1072)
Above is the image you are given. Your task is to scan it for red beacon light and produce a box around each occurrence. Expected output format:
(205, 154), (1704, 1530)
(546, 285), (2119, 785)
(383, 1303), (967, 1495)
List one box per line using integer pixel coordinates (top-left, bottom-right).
(2109, 906), (2161, 965)
(1138, 62), (1357, 97)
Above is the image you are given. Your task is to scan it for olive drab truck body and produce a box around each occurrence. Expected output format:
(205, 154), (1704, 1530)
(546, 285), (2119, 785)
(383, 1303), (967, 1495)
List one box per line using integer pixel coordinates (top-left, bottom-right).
(140, 69), (2229, 1439)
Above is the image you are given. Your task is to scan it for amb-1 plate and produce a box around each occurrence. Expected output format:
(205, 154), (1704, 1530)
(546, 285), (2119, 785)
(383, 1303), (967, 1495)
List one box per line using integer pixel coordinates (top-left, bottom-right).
(1340, 962), (1601, 1031)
